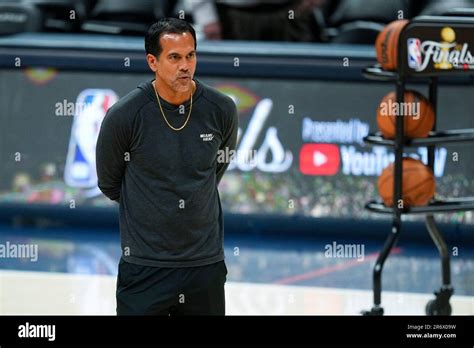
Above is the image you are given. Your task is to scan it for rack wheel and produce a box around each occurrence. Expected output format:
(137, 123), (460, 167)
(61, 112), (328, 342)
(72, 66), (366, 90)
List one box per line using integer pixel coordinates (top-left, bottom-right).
(425, 299), (452, 316)
(361, 306), (384, 316)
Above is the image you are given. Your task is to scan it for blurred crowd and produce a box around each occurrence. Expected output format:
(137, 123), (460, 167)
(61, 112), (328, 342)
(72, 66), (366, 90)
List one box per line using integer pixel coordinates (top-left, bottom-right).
(2, 162), (473, 224)
(218, 170), (474, 224)
(1, 0), (474, 44)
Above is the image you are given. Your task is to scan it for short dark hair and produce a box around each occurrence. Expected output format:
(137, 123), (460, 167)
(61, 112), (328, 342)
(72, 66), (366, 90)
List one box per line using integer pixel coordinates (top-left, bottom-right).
(145, 18), (197, 58)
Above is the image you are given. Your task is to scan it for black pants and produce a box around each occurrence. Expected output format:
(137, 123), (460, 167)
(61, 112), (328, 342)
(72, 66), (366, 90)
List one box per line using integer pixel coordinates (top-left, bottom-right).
(116, 258), (227, 315)
(217, 1), (320, 42)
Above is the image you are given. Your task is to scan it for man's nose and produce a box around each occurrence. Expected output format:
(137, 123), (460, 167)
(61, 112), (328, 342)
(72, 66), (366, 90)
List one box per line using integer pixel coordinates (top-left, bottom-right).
(179, 62), (189, 72)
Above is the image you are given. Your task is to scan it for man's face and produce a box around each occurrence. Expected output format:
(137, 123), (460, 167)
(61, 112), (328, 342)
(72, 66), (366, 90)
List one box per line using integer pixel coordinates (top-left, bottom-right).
(148, 32), (196, 94)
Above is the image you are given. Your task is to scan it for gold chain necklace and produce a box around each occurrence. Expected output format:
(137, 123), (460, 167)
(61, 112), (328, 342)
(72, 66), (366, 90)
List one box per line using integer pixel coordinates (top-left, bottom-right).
(153, 81), (193, 131)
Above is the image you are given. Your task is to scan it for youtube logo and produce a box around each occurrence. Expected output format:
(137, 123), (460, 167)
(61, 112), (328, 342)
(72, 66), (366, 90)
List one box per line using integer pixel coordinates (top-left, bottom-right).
(299, 144), (340, 175)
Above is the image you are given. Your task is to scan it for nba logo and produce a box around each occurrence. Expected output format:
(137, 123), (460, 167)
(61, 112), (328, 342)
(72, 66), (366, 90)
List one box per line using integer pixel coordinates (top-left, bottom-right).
(407, 38), (422, 70)
(64, 89), (118, 193)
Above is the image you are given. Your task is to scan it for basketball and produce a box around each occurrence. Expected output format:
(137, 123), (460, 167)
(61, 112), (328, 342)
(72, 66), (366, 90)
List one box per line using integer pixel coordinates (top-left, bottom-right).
(376, 90), (435, 139)
(378, 158), (435, 207)
(375, 20), (409, 71)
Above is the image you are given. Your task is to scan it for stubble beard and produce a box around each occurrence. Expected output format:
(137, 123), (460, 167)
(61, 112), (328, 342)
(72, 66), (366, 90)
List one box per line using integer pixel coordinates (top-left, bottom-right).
(172, 77), (192, 94)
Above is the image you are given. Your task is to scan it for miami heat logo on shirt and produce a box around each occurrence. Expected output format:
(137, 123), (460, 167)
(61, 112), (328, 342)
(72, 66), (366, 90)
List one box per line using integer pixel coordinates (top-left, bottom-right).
(200, 133), (214, 141)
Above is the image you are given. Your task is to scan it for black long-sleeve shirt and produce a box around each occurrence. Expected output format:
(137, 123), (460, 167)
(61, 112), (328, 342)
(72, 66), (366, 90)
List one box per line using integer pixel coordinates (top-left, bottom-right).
(96, 78), (238, 267)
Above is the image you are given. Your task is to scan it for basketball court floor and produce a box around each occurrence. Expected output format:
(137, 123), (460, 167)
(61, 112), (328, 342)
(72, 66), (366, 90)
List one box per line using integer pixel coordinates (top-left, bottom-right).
(0, 223), (473, 315)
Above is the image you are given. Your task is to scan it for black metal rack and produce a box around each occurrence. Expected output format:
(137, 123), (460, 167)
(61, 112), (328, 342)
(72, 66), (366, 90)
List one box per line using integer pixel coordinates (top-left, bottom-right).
(362, 15), (474, 316)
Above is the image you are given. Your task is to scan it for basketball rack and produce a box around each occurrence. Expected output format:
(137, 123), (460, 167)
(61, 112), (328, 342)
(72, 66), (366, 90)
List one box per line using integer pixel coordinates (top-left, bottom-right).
(361, 15), (474, 316)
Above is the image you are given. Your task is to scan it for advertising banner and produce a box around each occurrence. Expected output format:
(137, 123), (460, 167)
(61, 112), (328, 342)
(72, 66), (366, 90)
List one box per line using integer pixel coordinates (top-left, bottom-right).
(0, 69), (473, 223)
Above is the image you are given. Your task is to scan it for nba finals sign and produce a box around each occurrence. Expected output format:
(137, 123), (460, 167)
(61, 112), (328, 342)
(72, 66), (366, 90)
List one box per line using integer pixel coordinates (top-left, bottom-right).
(406, 25), (474, 73)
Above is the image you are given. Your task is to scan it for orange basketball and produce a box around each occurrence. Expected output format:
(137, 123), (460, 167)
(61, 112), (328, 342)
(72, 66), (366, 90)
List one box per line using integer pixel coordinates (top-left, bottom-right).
(375, 20), (409, 71)
(376, 90), (434, 139)
(378, 158), (435, 207)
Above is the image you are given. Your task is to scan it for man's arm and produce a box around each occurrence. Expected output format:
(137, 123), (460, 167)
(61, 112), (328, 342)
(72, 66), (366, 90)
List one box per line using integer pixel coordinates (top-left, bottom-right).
(96, 107), (130, 202)
(188, 0), (222, 40)
(216, 99), (238, 185)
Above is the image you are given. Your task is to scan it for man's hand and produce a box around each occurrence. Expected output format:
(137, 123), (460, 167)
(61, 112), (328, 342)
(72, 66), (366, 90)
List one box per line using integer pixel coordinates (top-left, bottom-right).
(203, 21), (222, 40)
(296, 0), (326, 14)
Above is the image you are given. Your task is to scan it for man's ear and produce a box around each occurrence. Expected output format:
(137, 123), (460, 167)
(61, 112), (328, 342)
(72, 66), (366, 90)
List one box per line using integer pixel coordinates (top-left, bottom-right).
(146, 54), (158, 72)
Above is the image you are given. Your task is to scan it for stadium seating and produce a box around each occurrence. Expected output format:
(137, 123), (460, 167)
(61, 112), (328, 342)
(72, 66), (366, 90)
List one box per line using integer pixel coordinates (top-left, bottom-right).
(81, 0), (161, 35)
(27, 0), (95, 32)
(418, 0), (474, 15)
(1, 0), (474, 42)
(319, 0), (416, 44)
(0, 1), (42, 35)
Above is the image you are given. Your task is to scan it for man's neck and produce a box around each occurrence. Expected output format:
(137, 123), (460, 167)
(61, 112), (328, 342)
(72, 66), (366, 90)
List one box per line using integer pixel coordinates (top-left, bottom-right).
(153, 80), (196, 106)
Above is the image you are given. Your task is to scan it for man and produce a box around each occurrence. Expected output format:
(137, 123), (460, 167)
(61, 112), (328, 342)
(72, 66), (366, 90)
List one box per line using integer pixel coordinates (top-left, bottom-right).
(96, 18), (238, 315)
(190, 0), (325, 41)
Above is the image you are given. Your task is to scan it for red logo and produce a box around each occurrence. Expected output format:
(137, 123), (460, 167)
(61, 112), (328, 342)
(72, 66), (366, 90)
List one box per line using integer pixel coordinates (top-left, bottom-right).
(299, 144), (340, 175)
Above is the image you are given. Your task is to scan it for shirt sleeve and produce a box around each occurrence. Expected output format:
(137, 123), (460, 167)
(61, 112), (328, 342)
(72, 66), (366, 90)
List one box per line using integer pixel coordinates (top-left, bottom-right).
(189, 0), (219, 28)
(96, 106), (131, 202)
(216, 98), (239, 185)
